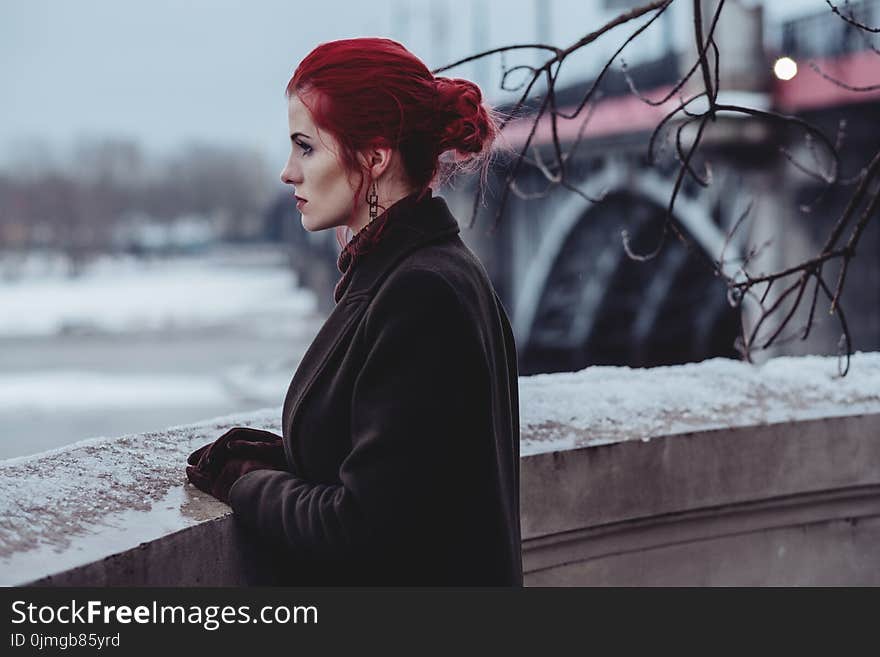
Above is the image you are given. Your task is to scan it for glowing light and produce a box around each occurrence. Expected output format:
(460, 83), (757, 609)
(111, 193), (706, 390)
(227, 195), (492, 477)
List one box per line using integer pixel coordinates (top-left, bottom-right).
(773, 57), (798, 81)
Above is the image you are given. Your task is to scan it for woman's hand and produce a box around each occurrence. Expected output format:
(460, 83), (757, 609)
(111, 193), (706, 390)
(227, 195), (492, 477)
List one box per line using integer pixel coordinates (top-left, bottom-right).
(186, 427), (287, 474)
(186, 455), (285, 504)
(185, 427), (288, 503)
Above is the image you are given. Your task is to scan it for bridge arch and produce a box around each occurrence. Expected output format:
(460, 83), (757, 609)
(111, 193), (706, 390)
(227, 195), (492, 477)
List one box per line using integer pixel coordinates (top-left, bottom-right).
(514, 166), (742, 374)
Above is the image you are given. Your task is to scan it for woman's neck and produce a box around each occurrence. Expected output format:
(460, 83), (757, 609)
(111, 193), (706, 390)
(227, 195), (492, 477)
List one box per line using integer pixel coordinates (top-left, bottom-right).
(348, 185), (419, 236)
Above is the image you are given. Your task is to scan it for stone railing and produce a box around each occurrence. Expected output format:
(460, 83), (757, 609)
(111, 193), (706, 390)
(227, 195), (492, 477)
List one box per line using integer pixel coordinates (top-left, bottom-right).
(2, 353), (879, 586)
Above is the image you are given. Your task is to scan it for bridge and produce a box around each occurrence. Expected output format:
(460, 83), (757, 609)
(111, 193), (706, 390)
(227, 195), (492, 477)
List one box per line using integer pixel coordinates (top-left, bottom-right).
(269, 0), (880, 376)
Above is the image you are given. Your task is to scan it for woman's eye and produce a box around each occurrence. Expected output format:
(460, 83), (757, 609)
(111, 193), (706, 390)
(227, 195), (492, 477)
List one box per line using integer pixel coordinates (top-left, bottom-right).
(295, 140), (312, 156)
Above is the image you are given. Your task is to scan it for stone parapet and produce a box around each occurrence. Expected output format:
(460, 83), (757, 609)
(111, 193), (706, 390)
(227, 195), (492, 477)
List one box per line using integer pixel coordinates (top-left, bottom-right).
(2, 353), (878, 586)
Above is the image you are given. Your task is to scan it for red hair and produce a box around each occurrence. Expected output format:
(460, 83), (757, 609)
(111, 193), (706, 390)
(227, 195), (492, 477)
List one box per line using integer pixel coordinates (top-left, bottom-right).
(285, 37), (506, 252)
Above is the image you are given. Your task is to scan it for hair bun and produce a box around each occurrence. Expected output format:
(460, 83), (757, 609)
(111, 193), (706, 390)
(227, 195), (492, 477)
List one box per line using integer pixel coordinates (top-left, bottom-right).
(433, 77), (492, 155)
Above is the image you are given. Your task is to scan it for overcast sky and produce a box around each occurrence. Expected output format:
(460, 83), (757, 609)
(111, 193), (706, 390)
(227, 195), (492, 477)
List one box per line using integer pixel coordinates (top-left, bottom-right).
(1, 0), (822, 180)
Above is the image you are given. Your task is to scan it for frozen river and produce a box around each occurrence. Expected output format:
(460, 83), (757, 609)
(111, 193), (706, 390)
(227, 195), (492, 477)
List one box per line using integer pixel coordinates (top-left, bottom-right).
(0, 245), (326, 460)
(0, 328), (321, 459)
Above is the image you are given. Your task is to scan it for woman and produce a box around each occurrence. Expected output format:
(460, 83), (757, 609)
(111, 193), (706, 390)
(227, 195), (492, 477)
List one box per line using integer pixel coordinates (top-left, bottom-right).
(186, 37), (522, 586)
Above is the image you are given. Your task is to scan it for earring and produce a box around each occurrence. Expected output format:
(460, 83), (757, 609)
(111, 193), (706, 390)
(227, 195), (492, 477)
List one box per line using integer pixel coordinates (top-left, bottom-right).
(368, 180), (378, 223)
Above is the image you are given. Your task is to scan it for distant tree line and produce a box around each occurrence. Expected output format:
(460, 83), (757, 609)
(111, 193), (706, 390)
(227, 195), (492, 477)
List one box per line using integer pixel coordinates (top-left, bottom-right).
(0, 137), (274, 276)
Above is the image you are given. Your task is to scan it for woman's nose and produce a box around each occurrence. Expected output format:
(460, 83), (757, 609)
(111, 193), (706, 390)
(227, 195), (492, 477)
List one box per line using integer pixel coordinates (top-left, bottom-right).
(280, 161), (301, 185)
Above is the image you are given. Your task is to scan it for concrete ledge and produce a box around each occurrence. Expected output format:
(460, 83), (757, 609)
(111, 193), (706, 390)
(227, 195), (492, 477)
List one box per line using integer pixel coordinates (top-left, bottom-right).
(522, 417), (880, 585)
(2, 353), (879, 586)
(27, 515), (298, 587)
(521, 413), (880, 538)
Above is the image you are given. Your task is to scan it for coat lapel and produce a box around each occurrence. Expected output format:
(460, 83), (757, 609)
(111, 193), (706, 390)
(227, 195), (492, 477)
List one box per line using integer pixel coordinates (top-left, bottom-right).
(344, 192), (461, 300)
(281, 193), (462, 466)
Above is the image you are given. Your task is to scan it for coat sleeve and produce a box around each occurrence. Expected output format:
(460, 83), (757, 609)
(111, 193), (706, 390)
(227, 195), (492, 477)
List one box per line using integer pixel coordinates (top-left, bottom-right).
(227, 268), (482, 561)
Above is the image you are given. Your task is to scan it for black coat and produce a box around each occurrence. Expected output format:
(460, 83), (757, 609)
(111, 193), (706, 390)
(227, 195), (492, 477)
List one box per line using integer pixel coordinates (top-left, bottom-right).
(228, 192), (523, 586)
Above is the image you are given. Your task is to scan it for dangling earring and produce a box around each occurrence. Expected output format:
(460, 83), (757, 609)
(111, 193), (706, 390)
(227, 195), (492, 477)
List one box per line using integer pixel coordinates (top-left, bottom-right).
(368, 180), (379, 223)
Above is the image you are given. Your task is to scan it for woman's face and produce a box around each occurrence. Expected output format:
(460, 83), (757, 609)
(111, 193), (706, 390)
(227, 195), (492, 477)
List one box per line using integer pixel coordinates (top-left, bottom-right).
(280, 94), (360, 232)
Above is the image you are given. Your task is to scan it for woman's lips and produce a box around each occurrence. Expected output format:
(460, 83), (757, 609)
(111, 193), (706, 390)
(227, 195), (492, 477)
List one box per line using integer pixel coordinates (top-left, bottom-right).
(295, 195), (307, 210)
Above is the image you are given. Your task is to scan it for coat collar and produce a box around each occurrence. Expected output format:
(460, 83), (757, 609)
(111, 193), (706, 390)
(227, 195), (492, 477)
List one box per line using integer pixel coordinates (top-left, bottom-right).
(337, 191), (461, 303)
(281, 191), (461, 465)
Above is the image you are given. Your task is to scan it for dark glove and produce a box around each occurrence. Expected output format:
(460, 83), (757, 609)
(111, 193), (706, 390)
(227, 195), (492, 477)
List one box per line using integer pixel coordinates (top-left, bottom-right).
(186, 427), (285, 476)
(186, 455), (284, 504)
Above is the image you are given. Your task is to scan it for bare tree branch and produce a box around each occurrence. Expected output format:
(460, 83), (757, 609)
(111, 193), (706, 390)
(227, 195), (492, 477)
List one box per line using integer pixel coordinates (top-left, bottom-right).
(433, 0), (880, 373)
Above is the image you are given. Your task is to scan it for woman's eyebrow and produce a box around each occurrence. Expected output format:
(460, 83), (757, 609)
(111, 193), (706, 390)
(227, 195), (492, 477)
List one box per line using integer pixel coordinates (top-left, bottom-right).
(290, 131), (312, 141)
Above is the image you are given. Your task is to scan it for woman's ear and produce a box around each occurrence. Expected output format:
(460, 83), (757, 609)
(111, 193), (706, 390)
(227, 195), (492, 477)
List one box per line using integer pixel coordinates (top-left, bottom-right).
(360, 143), (394, 181)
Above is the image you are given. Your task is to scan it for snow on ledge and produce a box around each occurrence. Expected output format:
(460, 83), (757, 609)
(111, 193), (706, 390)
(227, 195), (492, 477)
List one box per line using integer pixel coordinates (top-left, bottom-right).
(0, 352), (877, 584)
(519, 352), (880, 456)
(0, 407), (283, 584)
